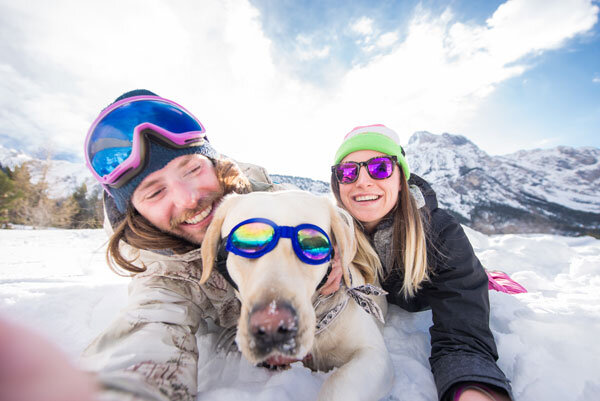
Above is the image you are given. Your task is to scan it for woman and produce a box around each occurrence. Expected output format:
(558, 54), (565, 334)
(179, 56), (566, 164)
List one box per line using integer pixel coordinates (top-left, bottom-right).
(329, 124), (514, 401)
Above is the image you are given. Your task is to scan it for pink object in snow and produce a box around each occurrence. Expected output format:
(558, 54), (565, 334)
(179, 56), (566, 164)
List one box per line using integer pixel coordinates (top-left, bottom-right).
(487, 270), (527, 294)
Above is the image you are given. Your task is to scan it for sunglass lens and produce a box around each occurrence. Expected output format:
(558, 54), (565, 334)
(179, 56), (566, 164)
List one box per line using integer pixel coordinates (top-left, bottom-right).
(230, 222), (275, 254)
(297, 228), (331, 261)
(336, 163), (358, 183)
(367, 157), (393, 179)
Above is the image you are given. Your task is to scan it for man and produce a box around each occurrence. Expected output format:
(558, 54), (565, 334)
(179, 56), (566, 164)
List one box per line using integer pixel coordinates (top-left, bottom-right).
(0, 90), (342, 401)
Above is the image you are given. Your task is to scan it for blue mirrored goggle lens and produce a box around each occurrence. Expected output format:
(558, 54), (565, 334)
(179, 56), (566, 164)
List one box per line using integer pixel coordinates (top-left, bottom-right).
(230, 222), (275, 254)
(91, 146), (132, 177)
(88, 100), (204, 176)
(297, 228), (331, 261)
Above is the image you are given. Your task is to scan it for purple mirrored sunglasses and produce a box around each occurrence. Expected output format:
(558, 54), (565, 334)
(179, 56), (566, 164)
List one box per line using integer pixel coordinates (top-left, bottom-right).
(332, 155), (398, 184)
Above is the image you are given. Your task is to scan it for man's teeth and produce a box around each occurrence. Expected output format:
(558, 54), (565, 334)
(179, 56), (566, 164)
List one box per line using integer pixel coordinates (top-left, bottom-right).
(355, 195), (379, 202)
(184, 204), (212, 224)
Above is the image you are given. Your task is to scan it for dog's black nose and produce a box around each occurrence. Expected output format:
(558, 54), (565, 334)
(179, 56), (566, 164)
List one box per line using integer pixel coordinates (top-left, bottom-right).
(249, 300), (298, 354)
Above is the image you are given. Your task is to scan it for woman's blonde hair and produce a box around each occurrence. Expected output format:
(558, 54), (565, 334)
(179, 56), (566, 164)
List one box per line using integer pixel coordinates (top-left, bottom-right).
(331, 163), (430, 298)
(106, 156), (252, 275)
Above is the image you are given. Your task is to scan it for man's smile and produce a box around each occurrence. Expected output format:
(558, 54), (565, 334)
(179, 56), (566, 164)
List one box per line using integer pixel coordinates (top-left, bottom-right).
(182, 204), (213, 225)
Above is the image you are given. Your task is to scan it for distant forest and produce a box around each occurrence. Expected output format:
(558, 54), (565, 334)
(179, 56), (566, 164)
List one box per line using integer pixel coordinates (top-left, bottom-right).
(0, 162), (103, 229)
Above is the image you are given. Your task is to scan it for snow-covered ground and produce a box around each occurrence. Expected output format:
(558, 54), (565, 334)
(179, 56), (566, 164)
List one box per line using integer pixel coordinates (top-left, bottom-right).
(1, 227), (599, 400)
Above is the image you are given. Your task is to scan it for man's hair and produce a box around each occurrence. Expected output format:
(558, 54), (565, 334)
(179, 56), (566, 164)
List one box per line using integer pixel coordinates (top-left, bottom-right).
(106, 157), (252, 275)
(330, 164), (430, 298)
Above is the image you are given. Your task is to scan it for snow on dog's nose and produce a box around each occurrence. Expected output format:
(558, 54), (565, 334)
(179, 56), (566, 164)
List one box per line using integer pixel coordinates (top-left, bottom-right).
(248, 300), (298, 355)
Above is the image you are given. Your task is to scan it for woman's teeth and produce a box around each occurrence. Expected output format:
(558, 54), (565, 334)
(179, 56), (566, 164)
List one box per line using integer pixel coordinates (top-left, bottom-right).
(184, 204), (212, 224)
(354, 195), (379, 202)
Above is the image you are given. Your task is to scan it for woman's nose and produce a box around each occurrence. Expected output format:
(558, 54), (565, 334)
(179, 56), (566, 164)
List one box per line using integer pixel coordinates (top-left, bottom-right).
(172, 180), (200, 209)
(354, 165), (372, 187)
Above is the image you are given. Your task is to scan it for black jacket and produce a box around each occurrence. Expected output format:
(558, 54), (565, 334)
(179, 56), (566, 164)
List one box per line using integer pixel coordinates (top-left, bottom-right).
(374, 175), (513, 401)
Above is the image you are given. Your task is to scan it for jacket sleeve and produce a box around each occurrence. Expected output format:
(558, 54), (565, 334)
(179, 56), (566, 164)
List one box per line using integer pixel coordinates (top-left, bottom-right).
(422, 209), (513, 401)
(79, 262), (223, 401)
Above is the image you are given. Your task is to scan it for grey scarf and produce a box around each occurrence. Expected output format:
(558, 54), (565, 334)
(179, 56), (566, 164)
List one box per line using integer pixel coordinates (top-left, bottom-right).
(370, 184), (426, 275)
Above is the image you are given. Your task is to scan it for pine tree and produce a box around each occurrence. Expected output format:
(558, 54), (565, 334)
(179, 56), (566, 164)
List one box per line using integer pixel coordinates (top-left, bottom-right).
(0, 166), (24, 226)
(69, 183), (103, 228)
(11, 161), (78, 228)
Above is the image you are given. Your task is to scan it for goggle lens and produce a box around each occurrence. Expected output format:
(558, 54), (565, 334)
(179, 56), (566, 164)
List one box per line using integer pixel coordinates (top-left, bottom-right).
(230, 222), (275, 254)
(226, 218), (332, 265)
(91, 146), (132, 177)
(297, 228), (331, 261)
(86, 97), (205, 183)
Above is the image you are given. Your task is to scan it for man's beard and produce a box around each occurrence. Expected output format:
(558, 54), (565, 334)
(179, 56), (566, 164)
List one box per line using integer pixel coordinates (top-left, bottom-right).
(164, 188), (224, 245)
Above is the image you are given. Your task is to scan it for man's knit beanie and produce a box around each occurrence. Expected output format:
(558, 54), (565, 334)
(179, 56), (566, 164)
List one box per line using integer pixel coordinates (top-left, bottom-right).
(333, 124), (410, 181)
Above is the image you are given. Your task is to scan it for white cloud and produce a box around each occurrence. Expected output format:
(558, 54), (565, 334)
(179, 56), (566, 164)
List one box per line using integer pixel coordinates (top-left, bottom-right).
(294, 34), (331, 60)
(331, 0), (598, 157)
(351, 17), (374, 36)
(0, 0), (598, 180)
(376, 32), (399, 48)
(593, 76), (600, 84)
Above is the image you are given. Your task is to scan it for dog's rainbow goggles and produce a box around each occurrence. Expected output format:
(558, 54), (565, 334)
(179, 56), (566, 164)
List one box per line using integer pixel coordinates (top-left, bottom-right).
(226, 218), (332, 265)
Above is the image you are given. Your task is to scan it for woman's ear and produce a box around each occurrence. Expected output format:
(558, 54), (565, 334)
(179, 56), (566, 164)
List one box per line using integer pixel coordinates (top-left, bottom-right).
(200, 194), (238, 284)
(327, 200), (357, 288)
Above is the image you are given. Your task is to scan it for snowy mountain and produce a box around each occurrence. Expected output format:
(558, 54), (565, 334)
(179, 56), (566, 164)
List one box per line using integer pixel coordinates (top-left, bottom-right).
(0, 144), (99, 199)
(406, 132), (600, 236)
(2, 136), (599, 236)
(270, 174), (330, 194)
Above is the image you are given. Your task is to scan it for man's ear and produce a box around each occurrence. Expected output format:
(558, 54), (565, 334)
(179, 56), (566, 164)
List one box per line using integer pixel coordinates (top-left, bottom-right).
(327, 200), (357, 288)
(200, 194), (238, 284)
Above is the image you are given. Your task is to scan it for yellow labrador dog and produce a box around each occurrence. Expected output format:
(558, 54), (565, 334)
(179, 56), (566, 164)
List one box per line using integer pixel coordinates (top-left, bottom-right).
(200, 190), (393, 401)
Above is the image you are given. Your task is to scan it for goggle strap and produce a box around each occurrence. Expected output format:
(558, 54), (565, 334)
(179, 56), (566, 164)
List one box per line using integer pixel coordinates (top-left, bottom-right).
(315, 260), (333, 291)
(216, 239), (239, 291)
(279, 225), (295, 239)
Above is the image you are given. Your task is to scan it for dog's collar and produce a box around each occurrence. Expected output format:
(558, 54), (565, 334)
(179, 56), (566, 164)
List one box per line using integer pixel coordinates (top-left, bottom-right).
(215, 238), (239, 291)
(314, 283), (388, 335)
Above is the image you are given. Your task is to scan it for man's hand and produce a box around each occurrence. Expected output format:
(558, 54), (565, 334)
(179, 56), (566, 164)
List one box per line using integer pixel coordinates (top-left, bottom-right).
(0, 318), (98, 401)
(319, 245), (343, 296)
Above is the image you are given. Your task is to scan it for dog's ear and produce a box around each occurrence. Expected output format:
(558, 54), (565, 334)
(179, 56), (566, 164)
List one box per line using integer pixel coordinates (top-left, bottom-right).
(327, 200), (357, 288)
(199, 194), (238, 284)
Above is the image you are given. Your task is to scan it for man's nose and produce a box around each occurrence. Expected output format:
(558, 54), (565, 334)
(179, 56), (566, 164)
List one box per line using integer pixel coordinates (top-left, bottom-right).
(172, 180), (200, 209)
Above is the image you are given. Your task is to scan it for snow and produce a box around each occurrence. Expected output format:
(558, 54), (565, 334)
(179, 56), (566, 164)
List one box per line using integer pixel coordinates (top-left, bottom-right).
(1, 227), (599, 400)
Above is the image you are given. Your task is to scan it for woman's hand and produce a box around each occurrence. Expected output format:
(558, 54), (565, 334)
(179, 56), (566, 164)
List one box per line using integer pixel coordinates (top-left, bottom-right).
(0, 318), (98, 401)
(319, 245), (343, 296)
(456, 384), (512, 401)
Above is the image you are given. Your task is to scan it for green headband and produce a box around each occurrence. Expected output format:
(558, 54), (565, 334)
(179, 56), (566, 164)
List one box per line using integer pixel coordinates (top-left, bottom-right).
(334, 132), (410, 181)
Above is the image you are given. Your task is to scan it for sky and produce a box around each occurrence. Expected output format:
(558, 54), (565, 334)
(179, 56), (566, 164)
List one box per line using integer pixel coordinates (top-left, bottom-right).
(1, 226), (599, 400)
(0, 0), (598, 181)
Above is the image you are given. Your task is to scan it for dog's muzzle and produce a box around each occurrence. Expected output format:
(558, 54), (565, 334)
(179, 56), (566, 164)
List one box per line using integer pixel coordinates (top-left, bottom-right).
(248, 300), (299, 356)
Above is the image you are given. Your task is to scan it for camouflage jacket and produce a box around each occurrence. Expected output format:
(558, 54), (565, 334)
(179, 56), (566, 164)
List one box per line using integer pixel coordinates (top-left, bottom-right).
(80, 162), (284, 401)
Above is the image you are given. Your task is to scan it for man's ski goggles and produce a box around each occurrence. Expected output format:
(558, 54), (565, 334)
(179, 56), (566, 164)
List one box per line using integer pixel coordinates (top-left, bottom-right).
(226, 218), (333, 265)
(85, 95), (206, 188)
(332, 155), (398, 184)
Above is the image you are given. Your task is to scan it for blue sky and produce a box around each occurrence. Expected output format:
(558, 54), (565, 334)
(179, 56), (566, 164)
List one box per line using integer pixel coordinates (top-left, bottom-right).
(0, 0), (598, 180)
